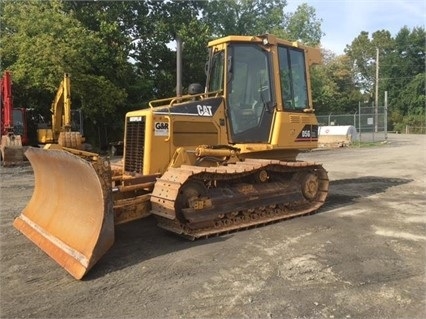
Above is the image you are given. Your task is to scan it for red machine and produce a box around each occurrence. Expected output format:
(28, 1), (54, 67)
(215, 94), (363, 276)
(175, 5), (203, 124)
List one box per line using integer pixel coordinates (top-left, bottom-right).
(1, 71), (14, 136)
(0, 71), (25, 165)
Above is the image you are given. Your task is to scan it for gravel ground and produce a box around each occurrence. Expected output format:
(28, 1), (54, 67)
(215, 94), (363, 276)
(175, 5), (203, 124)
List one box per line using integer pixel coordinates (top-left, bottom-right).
(1, 133), (425, 319)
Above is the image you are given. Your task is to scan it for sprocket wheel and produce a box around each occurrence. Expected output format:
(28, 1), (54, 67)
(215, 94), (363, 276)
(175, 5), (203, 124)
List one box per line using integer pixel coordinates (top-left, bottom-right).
(175, 180), (207, 221)
(301, 172), (319, 201)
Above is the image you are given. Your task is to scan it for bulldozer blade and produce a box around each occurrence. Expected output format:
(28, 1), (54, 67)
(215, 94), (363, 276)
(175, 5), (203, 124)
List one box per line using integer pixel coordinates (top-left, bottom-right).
(1, 146), (24, 166)
(13, 147), (115, 279)
(1, 135), (24, 166)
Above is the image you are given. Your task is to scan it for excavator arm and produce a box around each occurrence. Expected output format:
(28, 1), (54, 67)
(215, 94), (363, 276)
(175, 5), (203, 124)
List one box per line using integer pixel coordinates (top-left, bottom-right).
(0, 71), (24, 165)
(1, 71), (14, 135)
(50, 73), (72, 141)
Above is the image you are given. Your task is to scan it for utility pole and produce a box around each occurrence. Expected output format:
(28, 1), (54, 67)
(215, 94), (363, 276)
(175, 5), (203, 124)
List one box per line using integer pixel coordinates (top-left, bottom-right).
(375, 48), (379, 133)
(384, 91), (388, 140)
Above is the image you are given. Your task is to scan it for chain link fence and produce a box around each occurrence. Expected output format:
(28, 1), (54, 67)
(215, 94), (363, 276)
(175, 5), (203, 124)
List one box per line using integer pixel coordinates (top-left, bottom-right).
(405, 125), (426, 134)
(317, 106), (388, 143)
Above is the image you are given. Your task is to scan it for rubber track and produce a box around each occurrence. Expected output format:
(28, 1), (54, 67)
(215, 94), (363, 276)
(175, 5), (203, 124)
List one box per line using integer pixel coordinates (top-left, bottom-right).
(152, 158), (329, 240)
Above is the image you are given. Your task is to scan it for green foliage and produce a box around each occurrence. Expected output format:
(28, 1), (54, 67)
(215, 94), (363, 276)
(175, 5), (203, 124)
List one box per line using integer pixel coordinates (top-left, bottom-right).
(201, 0), (286, 37)
(382, 27), (425, 116)
(399, 74), (426, 115)
(349, 141), (387, 148)
(391, 113), (426, 134)
(1, 0), (422, 145)
(311, 50), (363, 114)
(280, 3), (323, 45)
(344, 26), (425, 131)
(201, 0), (323, 46)
(9, 0), (422, 145)
(178, 19), (212, 89)
(345, 31), (382, 94)
(0, 0), (128, 123)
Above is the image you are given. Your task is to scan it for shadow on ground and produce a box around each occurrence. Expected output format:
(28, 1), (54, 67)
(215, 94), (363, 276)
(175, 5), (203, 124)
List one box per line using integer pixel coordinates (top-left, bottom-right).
(322, 176), (413, 212)
(85, 176), (413, 280)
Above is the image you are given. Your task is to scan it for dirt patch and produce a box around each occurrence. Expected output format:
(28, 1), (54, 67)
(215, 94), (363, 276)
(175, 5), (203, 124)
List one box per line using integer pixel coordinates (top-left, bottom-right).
(1, 134), (425, 318)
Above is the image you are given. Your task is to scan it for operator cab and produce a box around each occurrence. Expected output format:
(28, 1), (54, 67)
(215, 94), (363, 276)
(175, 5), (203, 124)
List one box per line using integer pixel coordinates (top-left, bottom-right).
(206, 35), (311, 144)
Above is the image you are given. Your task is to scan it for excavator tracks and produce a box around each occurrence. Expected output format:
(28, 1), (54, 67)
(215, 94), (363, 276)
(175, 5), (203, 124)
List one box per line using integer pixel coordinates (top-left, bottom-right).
(151, 159), (329, 239)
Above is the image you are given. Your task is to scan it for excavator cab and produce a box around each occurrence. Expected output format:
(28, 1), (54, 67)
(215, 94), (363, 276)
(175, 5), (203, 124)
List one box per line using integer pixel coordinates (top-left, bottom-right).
(14, 35), (328, 279)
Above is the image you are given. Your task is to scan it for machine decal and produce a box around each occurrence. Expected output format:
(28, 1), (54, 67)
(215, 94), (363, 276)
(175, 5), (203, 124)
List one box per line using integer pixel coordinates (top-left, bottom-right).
(295, 124), (318, 142)
(154, 97), (223, 117)
(129, 116), (143, 122)
(197, 104), (213, 116)
(154, 122), (169, 136)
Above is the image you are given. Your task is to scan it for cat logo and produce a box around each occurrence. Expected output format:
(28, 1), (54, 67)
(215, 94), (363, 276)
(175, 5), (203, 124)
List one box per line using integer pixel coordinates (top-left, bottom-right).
(197, 104), (213, 116)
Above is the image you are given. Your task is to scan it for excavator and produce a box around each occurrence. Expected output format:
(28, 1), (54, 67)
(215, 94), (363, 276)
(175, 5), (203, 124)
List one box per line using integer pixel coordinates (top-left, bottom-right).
(13, 34), (329, 279)
(0, 71), (25, 166)
(37, 73), (83, 149)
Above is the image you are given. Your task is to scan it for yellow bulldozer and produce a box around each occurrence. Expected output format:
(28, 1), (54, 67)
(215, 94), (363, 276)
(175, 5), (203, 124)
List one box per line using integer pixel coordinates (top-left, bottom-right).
(14, 34), (329, 279)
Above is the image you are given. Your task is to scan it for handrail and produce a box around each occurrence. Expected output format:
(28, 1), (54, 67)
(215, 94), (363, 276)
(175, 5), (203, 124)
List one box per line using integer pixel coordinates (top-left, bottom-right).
(148, 90), (222, 110)
(164, 115), (171, 142)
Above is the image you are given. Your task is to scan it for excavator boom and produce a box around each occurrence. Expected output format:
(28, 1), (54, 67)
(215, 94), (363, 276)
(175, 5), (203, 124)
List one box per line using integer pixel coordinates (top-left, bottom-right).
(51, 73), (72, 138)
(0, 71), (13, 135)
(0, 71), (24, 166)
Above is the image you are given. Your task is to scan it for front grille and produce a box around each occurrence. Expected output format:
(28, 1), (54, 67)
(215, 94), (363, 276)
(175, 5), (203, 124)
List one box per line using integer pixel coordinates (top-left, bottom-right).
(124, 118), (145, 174)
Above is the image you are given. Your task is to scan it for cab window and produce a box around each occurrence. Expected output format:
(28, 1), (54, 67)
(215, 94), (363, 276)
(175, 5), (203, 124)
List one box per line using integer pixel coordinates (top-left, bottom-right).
(278, 46), (308, 110)
(208, 51), (224, 92)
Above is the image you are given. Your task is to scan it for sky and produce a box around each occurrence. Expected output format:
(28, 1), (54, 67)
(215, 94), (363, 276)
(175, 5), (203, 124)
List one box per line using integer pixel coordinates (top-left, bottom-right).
(286, 0), (426, 54)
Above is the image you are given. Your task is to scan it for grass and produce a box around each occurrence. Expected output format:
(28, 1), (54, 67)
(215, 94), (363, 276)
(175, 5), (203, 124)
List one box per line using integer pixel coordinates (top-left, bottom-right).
(350, 140), (389, 148)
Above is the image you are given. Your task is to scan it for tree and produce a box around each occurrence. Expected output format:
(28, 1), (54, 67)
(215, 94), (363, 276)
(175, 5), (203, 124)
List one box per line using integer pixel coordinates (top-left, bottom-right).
(201, 0), (286, 37)
(0, 0), (137, 146)
(0, 0), (128, 124)
(381, 27), (425, 112)
(200, 0), (323, 46)
(344, 30), (393, 96)
(345, 26), (425, 131)
(311, 50), (363, 114)
(144, 0), (210, 96)
(280, 3), (323, 45)
(1, 0), (330, 147)
(71, 0), (209, 100)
